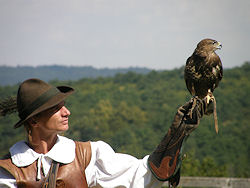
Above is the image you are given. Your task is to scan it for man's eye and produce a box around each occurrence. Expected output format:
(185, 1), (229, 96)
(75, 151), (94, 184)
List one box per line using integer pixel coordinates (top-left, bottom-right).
(50, 105), (62, 113)
(48, 101), (65, 114)
(54, 106), (61, 112)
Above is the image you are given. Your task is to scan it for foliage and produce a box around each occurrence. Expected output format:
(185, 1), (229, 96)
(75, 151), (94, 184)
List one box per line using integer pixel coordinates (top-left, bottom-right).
(181, 150), (228, 177)
(0, 62), (249, 177)
(0, 65), (151, 86)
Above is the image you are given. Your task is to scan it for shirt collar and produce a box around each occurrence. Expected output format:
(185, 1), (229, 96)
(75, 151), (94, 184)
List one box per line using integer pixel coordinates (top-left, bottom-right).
(10, 135), (76, 167)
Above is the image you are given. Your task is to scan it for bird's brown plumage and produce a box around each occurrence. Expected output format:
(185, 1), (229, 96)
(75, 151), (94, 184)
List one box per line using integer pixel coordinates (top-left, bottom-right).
(184, 38), (223, 133)
(184, 38), (223, 99)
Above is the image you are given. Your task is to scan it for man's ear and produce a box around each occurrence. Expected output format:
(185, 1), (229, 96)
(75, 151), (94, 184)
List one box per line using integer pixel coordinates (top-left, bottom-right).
(28, 117), (39, 127)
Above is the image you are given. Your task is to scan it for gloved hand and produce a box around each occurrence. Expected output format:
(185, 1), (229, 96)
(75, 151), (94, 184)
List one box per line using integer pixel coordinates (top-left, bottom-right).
(179, 96), (214, 134)
(148, 96), (213, 187)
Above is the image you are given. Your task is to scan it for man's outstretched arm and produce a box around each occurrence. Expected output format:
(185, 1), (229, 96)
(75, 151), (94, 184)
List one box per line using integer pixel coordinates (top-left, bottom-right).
(148, 97), (212, 187)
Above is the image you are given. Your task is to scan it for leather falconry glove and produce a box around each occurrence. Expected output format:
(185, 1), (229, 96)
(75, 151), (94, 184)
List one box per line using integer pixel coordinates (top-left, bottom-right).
(148, 96), (213, 187)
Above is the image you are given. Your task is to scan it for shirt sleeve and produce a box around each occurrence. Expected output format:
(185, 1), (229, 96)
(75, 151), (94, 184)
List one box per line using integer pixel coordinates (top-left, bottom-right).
(0, 167), (17, 188)
(85, 141), (163, 188)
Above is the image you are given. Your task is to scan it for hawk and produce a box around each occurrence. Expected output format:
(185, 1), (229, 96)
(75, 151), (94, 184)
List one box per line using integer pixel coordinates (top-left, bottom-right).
(184, 38), (223, 133)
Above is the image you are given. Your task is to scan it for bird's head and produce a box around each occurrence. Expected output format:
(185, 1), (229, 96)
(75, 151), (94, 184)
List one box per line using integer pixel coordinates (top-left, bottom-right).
(196, 38), (222, 54)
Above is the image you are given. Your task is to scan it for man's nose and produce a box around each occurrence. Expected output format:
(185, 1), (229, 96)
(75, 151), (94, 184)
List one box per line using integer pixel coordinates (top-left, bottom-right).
(61, 106), (70, 116)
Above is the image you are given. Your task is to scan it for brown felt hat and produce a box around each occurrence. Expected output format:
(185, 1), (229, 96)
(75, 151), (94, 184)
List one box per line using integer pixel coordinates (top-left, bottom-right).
(14, 78), (74, 128)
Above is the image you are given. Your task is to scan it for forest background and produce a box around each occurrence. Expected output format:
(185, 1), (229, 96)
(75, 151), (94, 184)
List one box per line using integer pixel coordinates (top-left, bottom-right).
(0, 62), (249, 178)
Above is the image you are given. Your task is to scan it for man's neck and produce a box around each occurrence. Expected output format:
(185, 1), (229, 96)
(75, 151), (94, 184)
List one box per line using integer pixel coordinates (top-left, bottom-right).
(28, 133), (58, 154)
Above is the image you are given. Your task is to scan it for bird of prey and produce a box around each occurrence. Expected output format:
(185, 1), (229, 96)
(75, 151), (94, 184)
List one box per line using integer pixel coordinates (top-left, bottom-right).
(184, 38), (223, 133)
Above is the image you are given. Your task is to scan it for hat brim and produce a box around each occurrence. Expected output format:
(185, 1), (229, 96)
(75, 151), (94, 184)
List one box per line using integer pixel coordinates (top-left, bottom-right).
(14, 86), (74, 128)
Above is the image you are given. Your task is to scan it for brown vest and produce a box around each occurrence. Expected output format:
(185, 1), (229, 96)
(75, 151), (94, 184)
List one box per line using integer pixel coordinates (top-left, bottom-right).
(0, 141), (91, 188)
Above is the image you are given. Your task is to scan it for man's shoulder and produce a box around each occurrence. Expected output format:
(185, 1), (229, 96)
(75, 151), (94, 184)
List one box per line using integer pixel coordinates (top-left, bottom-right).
(74, 141), (92, 168)
(0, 153), (11, 160)
(0, 153), (12, 167)
(74, 140), (91, 149)
(0, 152), (17, 179)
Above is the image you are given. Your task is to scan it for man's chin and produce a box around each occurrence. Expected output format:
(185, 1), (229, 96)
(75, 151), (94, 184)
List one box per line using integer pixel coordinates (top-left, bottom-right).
(58, 125), (69, 133)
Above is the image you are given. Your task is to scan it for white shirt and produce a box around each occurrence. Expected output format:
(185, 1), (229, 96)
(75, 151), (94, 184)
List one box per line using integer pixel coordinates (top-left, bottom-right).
(0, 135), (162, 188)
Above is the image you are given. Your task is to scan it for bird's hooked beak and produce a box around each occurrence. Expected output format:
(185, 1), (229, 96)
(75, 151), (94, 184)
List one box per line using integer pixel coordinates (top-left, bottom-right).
(216, 41), (222, 50)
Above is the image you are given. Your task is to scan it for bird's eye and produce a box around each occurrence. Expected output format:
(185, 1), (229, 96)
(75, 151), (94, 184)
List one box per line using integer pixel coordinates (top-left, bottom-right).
(212, 41), (217, 44)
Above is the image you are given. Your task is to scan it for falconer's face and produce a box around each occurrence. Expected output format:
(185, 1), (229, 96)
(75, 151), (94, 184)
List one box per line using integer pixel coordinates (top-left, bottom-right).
(35, 101), (71, 134)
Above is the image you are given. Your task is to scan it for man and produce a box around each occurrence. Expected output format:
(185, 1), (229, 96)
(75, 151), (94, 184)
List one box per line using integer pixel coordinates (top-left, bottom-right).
(0, 78), (210, 187)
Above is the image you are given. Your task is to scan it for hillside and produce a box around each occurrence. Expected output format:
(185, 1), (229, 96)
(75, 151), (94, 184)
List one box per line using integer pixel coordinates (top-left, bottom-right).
(0, 62), (249, 177)
(0, 65), (151, 86)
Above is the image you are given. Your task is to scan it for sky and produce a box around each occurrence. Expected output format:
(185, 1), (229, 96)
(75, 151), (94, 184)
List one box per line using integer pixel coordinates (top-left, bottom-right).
(0, 0), (249, 70)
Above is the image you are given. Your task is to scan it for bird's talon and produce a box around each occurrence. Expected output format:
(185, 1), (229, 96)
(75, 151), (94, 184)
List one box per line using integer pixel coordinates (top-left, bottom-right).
(206, 90), (214, 104)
